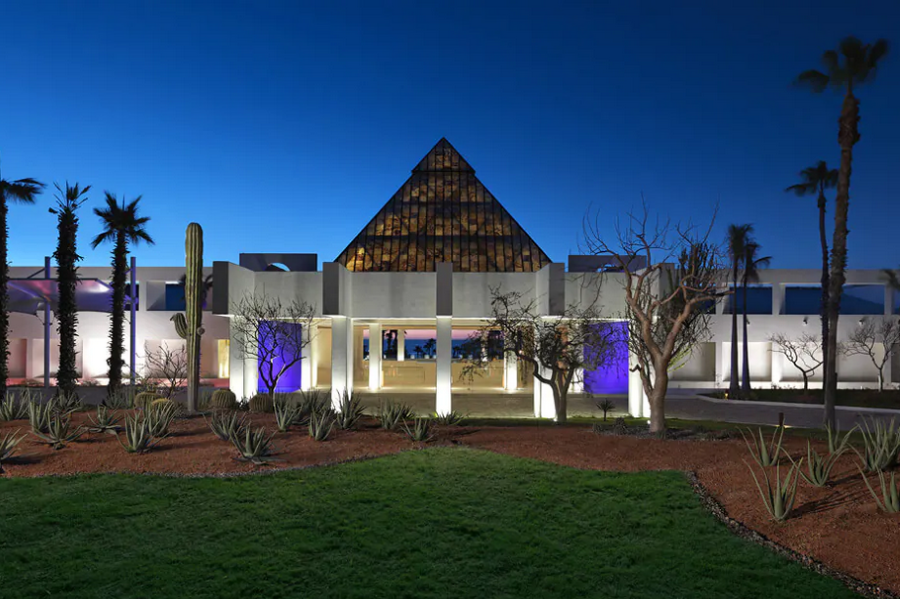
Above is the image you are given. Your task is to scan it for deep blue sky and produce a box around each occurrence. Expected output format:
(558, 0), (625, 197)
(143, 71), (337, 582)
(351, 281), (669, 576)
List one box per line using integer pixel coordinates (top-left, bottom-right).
(1, 1), (897, 271)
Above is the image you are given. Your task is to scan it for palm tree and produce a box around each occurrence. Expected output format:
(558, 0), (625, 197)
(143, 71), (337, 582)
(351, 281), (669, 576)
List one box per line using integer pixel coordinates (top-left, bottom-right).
(797, 36), (889, 429)
(740, 242), (771, 393)
(785, 160), (838, 392)
(726, 224), (753, 396)
(0, 170), (44, 395)
(91, 193), (153, 396)
(50, 183), (90, 396)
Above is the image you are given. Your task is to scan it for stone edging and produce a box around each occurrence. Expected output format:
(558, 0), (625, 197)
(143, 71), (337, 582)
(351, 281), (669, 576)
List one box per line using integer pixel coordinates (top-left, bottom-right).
(694, 394), (900, 414)
(685, 471), (898, 599)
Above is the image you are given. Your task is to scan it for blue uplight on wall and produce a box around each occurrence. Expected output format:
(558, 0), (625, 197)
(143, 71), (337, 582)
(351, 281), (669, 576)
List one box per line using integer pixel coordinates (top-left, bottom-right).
(583, 321), (628, 394)
(258, 321), (304, 393)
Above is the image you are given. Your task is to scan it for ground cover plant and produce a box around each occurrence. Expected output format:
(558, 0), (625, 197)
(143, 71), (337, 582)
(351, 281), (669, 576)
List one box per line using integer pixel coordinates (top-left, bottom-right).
(0, 449), (859, 599)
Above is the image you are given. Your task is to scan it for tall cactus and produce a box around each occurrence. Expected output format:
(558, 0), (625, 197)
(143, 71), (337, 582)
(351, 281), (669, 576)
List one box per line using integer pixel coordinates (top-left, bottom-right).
(171, 223), (204, 413)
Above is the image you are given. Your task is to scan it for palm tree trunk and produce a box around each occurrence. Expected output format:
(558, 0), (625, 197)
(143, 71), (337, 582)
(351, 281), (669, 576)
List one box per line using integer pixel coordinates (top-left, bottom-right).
(741, 278), (751, 392)
(729, 269), (739, 395)
(108, 233), (127, 396)
(0, 199), (8, 396)
(817, 188), (830, 403)
(824, 87), (860, 429)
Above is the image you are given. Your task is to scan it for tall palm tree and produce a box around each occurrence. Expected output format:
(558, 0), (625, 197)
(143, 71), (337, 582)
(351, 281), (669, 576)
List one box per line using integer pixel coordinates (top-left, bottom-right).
(797, 36), (889, 429)
(50, 183), (90, 396)
(740, 242), (771, 392)
(91, 193), (153, 396)
(0, 170), (44, 394)
(726, 224), (753, 396)
(785, 160), (838, 393)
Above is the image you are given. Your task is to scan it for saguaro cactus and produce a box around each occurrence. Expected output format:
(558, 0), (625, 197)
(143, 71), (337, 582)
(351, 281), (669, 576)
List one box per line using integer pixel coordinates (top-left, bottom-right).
(171, 223), (204, 413)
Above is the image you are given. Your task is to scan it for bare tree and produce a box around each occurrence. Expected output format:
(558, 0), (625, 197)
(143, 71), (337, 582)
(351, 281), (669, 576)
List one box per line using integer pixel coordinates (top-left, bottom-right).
(583, 205), (728, 433)
(769, 332), (830, 392)
(842, 317), (900, 392)
(464, 288), (621, 423)
(230, 293), (316, 397)
(143, 342), (188, 399)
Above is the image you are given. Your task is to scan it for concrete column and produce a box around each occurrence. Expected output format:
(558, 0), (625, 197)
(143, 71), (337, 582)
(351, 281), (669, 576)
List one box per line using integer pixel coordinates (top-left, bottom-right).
(503, 349), (518, 391)
(533, 363), (556, 419)
(25, 339), (38, 380)
(628, 351), (644, 418)
(242, 352), (258, 401)
(772, 283), (785, 315)
(714, 342), (724, 388)
(330, 316), (354, 409)
(436, 316), (452, 415)
(309, 321), (319, 388)
(228, 320), (244, 398)
(300, 322), (315, 391)
(368, 322), (382, 390)
(771, 348), (783, 386)
(397, 328), (405, 361)
(570, 367), (584, 394)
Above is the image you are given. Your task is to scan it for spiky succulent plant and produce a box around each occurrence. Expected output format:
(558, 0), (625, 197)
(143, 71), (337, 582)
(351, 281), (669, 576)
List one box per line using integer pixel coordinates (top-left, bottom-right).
(740, 425), (785, 468)
(855, 417), (900, 473)
(229, 425), (276, 464)
(31, 412), (84, 450)
(205, 410), (246, 441)
(333, 390), (364, 430)
(86, 404), (121, 434)
(859, 467), (900, 513)
(746, 458), (803, 522)
(0, 429), (25, 473)
(401, 417), (435, 443)
(0, 391), (29, 421)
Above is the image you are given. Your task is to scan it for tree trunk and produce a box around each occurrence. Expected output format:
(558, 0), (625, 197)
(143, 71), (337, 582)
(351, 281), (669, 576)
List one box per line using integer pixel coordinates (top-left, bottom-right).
(0, 199), (8, 396)
(55, 211), (80, 397)
(730, 270), (739, 395)
(647, 368), (668, 433)
(741, 279), (751, 393)
(824, 88), (859, 430)
(108, 234), (127, 396)
(553, 374), (568, 424)
(802, 372), (809, 392)
(817, 188), (830, 401)
(878, 370), (884, 393)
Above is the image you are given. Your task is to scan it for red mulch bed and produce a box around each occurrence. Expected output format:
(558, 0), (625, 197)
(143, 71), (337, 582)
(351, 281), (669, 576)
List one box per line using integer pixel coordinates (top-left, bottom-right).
(2, 414), (899, 594)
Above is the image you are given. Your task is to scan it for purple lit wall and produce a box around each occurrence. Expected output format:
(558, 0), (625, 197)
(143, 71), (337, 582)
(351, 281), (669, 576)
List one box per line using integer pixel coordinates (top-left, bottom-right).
(583, 321), (628, 394)
(258, 322), (304, 393)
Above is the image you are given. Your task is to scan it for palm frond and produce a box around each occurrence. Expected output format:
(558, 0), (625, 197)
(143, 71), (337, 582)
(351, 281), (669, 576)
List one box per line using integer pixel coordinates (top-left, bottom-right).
(0, 178), (45, 203)
(795, 69), (829, 92)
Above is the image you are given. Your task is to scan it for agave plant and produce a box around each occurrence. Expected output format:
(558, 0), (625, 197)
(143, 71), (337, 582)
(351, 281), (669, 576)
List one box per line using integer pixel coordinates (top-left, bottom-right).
(740, 424), (785, 468)
(433, 410), (464, 426)
(145, 401), (178, 438)
(787, 440), (842, 487)
(378, 401), (412, 430)
(28, 400), (53, 435)
(0, 429), (25, 473)
(53, 391), (82, 415)
(746, 458), (803, 522)
(825, 422), (856, 456)
(859, 467), (900, 514)
(229, 425), (276, 464)
(401, 417), (435, 443)
(271, 396), (298, 433)
(293, 389), (329, 425)
(0, 391), (29, 421)
(333, 391), (365, 430)
(855, 417), (900, 473)
(103, 387), (135, 410)
(86, 404), (122, 434)
(205, 410), (246, 441)
(32, 412), (84, 450)
(308, 409), (336, 441)
(117, 412), (161, 454)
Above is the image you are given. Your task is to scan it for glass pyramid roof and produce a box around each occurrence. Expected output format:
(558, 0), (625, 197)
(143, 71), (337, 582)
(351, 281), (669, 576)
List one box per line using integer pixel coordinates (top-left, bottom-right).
(335, 138), (552, 272)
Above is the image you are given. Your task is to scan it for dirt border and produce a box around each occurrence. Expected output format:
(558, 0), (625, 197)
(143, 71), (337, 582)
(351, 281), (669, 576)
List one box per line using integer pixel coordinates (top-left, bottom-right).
(686, 471), (898, 599)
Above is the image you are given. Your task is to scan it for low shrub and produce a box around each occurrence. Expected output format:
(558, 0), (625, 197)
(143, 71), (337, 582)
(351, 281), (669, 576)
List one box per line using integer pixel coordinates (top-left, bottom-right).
(86, 405), (122, 435)
(205, 410), (246, 441)
(249, 394), (274, 414)
(28, 400), (53, 435)
(0, 429), (25, 473)
(273, 396), (299, 433)
(207, 389), (238, 411)
(229, 425), (276, 464)
(308, 409), (336, 441)
(117, 412), (161, 454)
(788, 440), (842, 487)
(855, 417), (900, 473)
(433, 410), (464, 426)
(334, 391), (364, 430)
(740, 425), (785, 468)
(146, 401), (179, 438)
(859, 468), (900, 513)
(401, 417), (434, 443)
(53, 391), (82, 415)
(746, 459), (803, 522)
(32, 412), (84, 450)
(293, 390), (329, 425)
(133, 392), (161, 411)
(0, 391), (30, 421)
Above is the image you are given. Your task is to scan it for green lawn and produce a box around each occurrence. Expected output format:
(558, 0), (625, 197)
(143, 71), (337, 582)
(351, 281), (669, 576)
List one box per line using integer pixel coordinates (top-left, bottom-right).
(0, 449), (856, 599)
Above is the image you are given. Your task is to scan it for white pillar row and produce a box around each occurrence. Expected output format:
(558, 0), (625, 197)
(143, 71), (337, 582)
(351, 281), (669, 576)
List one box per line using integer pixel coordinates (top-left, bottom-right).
(300, 321), (318, 391)
(330, 316), (354, 410)
(397, 328), (405, 361)
(228, 320), (244, 399)
(368, 322), (382, 390)
(242, 352), (258, 401)
(435, 316), (452, 416)
(627, 351), (644, 418)
(771, 347), (783, 386)
(533, 363), (556, 419)
(503, 350), (518, 391)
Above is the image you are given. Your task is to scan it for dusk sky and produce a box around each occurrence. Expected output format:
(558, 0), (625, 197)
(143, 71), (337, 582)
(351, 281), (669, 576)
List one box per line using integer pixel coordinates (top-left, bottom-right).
(1, 1), (897, 271)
